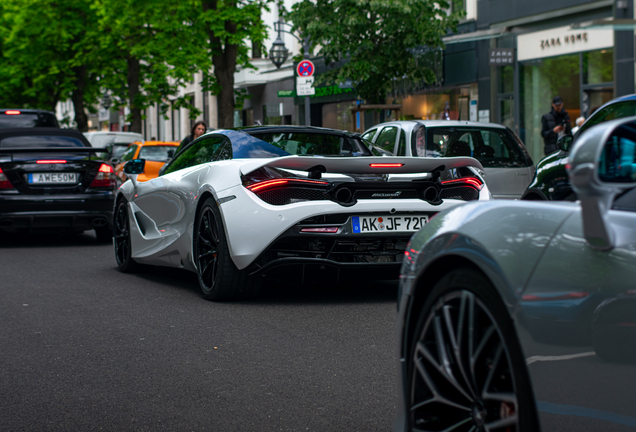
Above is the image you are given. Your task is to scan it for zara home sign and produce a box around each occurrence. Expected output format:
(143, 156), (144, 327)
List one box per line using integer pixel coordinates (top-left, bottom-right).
(517, 25), (613, 61)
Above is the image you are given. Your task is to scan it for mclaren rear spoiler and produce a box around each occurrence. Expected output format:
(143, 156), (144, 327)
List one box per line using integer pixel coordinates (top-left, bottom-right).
(239, 156), (483, 176)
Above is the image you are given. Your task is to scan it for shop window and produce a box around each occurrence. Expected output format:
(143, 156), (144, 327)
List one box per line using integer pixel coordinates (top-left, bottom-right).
(500, 65), (514, 94)
(452, 0), (465, 14)
(520, 53), (582, 163)
(375, 127), (398, 153)
(583, 49), (613, 85)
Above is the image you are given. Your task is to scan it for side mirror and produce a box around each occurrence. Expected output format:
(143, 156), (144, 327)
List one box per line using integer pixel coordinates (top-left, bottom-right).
(123, 159), (145, 175)
(568, 117), (636, 250)
(556, 134), (573, 152)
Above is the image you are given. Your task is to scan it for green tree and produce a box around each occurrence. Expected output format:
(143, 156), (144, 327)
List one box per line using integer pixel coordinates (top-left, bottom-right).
(0, 0), (103, 131)
(287, 0), (461, 104)
(95, 0), (212, 134)
(199, 0), (270, 129)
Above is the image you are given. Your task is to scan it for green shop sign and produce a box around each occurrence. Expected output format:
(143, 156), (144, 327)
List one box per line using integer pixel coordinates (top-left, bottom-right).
(277, 85), (354, 98)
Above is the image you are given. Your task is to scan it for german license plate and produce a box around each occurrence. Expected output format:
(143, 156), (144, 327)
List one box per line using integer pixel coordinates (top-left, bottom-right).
(28, 172), (79, 184)
(351, 215), (428, 233)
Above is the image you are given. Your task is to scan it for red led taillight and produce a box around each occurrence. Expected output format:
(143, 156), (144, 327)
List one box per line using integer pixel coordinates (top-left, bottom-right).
(0, 167), (16, 190)
(4, 110), (21, 115)
(246, 178), (329, 192)
(89, 163), (117, 188)
(300, 227), (339, 233)
(441, 177), (484, 191)
(36, 160), (67, 164)
(369, 163), (404, 168)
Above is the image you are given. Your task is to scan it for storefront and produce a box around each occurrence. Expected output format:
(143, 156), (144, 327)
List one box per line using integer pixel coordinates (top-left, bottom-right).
(517, 25), (615, 162)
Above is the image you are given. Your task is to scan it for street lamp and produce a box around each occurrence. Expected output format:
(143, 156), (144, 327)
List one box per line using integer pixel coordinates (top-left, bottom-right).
(269, 16), (312, 126)
(269, 36), (289, 69)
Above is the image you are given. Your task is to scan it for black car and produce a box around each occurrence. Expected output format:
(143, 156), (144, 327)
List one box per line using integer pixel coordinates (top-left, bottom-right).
(0, 128), (118, 241)
(522, 94), (636, 200)
(0, 109), (60, 128)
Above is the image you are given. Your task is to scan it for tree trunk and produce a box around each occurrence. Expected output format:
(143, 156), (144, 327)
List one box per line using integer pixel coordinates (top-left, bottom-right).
(71, 66), (89, 132)
(127, 56), (143, 133)
(203, 0), (238, 129)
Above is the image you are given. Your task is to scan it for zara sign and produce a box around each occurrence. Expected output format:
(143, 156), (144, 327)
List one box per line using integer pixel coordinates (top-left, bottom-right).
(517, 25), (613, 61)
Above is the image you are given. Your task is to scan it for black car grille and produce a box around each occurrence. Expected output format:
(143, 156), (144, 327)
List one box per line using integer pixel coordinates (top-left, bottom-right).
(252, 182), (480, 205)
(257, 188), (329, 205)
(265, 236), (410, 263)
(440, 186), (479, 201)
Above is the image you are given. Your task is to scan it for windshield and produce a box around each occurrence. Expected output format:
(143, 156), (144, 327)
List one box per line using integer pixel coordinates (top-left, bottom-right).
(579, 101), (636, 135)
(0, 135), (86, 148)
(0, 112), (59, 128)
(138, 145), (177, 162)
(418, 127), (529, 168)
(247, 132), (372, 157)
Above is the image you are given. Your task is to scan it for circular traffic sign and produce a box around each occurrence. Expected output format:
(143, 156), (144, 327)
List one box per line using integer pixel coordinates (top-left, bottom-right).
(297, 60), (315, 77)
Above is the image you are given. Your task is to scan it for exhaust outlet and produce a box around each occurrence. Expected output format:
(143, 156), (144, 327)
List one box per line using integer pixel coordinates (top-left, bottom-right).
(335, 187), (352, 203)
(423, 187), (440, 203)
(0, 219), (14, 227)
(92, 218), (108, 227)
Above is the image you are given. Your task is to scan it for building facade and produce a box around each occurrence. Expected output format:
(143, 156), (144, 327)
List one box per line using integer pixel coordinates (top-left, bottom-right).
(57, 0), (636, 166)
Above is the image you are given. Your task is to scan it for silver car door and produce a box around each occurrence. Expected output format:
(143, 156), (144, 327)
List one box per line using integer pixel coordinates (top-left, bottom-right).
(476, 129), (533, 199)
(516, 203), (636, 430)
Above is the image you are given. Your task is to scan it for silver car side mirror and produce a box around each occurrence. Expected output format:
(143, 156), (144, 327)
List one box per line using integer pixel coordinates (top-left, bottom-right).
(568, 117), (636, 250)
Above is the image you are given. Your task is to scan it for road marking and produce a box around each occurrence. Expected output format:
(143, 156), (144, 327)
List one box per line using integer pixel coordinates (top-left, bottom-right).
(537, 401), (636, 427)
(526, 351), (596, 365)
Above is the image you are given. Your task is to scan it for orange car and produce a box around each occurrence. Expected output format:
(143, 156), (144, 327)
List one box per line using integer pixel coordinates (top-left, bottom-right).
(115, 141), (179, 182)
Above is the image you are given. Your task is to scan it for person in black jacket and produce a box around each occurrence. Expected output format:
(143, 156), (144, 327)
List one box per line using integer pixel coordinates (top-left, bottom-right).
(541, 96), (571, 156)
(177, 121), (208, 153)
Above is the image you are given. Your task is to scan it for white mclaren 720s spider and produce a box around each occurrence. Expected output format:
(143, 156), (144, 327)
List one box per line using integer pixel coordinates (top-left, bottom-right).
(113, 126), (488, 301)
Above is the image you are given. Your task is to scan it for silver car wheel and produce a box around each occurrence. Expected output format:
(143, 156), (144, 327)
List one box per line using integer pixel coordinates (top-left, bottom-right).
(410, 290), (519, 432)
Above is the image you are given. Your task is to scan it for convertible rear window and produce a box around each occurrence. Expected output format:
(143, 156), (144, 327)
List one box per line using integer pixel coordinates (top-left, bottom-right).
(248, 132), (372, 157)
(416, 127), (529, 168)
(0, 135), (86, 148)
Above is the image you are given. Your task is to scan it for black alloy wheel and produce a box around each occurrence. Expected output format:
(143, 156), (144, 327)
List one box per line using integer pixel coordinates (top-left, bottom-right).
(408, 268), (538, 432)
(114, 199), (141, 272)
(194, 197), (260, 301)
(196, 203), (221, 294)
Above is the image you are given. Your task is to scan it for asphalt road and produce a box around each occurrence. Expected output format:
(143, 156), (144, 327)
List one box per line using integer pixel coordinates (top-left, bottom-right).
(0, 231), (399, 432)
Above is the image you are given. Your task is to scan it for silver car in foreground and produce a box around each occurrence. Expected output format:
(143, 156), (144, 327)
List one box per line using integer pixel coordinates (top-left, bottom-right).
(396, 117), (636, 431)
(362, 121), (534, 199)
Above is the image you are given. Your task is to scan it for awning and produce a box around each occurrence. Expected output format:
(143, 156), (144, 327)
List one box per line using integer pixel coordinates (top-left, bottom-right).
(571, 18), (636, 31)
(442, 28), (508, 45)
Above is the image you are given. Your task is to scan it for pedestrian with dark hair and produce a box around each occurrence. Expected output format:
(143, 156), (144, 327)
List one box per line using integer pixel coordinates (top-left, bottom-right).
(177, 121), (208, 153)
(541, 96), (571, 156)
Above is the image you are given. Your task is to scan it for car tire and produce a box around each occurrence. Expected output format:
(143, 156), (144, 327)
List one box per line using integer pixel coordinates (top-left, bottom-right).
(95, 226), (112, 244)
(113, 198), (142, 272)
(194, 197), (261, 301)
(407, 267), (539, 432)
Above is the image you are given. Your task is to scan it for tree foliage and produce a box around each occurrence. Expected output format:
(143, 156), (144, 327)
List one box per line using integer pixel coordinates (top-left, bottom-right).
(199, 0), (271, 129)
(0, 0), (271, 132)
(287, 0), (462, 104)
(0, 0), (103, 130)
(95, 0), (212, 133)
